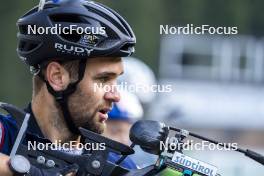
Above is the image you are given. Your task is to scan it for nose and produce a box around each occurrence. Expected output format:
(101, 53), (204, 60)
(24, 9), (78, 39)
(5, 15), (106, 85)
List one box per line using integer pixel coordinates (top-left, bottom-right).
(104, 87), (120, 103)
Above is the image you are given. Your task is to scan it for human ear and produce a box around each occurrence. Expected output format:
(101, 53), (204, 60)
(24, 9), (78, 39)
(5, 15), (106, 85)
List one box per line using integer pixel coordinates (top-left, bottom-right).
(45, 62), (70, 91)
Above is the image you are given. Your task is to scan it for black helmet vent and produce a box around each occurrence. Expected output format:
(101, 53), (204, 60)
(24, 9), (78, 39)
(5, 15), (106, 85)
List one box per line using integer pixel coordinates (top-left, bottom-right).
(49, 14), (90, 42)
(18, 25), (29, 35)
(50, 14), (86, 23)
(19, 40), (40, 52)
(84, 5), (127, 35)
(60, 32), (81, 43)
(120, 43), (133, 52)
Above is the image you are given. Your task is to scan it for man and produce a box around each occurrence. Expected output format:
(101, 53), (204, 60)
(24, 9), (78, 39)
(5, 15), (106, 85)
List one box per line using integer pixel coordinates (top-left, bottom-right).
(0, 0), (136, 175)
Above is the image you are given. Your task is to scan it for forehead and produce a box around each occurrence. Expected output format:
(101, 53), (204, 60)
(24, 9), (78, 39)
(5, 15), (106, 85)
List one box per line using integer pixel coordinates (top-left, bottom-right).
(86, 57), (123, 74)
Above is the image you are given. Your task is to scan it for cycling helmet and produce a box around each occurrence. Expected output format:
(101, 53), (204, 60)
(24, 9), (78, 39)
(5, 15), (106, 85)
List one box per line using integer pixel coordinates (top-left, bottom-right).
(17, 0), (135, 67)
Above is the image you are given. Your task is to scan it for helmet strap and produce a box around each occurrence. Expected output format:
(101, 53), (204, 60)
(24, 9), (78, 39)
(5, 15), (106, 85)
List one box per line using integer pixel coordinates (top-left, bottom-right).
(39, 59), (87, 135)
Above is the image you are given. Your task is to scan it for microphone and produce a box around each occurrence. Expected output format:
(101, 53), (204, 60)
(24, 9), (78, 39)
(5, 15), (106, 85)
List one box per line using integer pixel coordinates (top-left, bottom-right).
(129, 120), (168, 155)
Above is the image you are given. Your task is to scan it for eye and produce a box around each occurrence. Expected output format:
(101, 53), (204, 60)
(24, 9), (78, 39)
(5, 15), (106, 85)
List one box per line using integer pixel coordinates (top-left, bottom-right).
(98, 76), (110, 83)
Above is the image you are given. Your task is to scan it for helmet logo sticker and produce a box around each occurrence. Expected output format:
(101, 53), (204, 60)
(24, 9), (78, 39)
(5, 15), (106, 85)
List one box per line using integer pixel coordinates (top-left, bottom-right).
(55, 43), (93, 56)
(80, 34), (99, 46)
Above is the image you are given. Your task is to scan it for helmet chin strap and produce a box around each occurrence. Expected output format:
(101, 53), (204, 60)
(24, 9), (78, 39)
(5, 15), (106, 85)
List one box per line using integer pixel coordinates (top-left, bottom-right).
(39, 59), (87, 135)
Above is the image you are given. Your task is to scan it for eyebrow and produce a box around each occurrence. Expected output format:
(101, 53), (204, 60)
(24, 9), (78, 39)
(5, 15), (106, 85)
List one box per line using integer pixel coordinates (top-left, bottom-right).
(95, 71), (124, 77)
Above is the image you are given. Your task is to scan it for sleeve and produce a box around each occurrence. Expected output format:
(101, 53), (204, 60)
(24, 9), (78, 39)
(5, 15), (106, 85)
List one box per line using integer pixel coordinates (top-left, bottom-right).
(0, 114), (18, 155)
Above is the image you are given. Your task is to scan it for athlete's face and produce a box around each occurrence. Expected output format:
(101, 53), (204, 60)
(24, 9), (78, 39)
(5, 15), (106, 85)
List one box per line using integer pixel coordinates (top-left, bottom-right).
(68, 57), (123, 134)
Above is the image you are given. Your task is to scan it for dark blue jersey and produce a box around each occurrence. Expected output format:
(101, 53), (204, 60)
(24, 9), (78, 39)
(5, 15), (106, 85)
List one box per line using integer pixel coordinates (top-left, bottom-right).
(0, 104), (137, 169)
(0, 114), (18, 155)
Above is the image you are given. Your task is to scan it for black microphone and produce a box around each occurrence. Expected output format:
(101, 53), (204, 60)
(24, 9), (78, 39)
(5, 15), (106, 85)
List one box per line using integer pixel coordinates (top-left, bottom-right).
(129, 120), (168, 155)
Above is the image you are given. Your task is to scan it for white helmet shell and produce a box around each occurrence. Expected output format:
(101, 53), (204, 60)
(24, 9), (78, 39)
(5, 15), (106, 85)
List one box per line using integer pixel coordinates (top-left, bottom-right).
(108, 90), (143, 122)
(119, 57), (157, 104)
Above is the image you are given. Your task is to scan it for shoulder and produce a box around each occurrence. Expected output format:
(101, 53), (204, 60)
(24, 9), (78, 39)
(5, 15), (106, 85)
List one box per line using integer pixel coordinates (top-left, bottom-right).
(0, 114), (18, 133)
(0, 113), (18, 154)
(0, 116), (5, 150)
(0, 113), (17, 127)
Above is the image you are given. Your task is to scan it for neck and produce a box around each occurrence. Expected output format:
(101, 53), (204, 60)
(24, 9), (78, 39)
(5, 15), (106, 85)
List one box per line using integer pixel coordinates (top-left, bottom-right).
(31, 88), (79, 143)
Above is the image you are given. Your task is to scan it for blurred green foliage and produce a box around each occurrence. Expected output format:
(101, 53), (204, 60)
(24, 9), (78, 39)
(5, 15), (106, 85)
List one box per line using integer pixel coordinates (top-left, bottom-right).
(0, 0), (264, 106)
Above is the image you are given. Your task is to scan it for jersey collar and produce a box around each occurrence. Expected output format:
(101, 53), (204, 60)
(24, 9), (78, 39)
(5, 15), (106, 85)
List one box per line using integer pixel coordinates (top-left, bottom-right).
(24, 103), (44, 138)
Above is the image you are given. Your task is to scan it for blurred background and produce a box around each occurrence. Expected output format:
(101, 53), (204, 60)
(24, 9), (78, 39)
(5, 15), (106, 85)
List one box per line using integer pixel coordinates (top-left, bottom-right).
(1, 0), (264, 175)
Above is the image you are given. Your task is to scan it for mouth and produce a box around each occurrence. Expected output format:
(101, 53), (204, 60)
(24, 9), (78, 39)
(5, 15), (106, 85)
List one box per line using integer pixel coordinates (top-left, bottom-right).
(98, 108), (111, 123)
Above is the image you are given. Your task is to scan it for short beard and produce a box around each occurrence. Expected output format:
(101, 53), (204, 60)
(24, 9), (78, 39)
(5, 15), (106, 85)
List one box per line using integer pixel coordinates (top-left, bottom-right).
(74, 109), (104, 134)
(67, 85), (104, 134)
